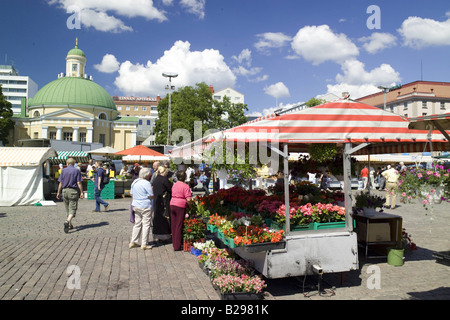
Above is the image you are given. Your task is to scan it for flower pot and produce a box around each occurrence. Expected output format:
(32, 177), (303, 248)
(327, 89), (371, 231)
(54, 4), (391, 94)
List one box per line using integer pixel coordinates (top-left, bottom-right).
(387, 247), (404, 266)
(183, 240), (193, 252)
(362, 207), (378, 216)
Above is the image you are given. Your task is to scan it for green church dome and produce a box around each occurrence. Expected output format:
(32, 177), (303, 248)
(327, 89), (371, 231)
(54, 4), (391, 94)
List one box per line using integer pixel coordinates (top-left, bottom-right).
(28, 77), (117, 111)
(67, 46), (86, 58)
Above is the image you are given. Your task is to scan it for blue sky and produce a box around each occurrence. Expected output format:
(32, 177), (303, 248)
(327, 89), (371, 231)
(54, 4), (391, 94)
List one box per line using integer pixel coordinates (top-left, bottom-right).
(2, 0), (450, 116)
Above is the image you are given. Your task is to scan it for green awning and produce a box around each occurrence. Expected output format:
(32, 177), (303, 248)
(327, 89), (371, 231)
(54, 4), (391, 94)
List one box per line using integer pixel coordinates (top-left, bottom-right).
(49, 151), (91, 164)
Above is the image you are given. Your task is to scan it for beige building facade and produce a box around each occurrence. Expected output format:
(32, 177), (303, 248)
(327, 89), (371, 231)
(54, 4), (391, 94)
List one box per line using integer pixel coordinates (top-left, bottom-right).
(357, 81), (450, 118)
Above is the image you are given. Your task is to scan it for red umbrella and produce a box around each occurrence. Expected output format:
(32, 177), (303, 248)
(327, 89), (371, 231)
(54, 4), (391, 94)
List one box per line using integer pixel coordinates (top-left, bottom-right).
(114, 145), (168, 162)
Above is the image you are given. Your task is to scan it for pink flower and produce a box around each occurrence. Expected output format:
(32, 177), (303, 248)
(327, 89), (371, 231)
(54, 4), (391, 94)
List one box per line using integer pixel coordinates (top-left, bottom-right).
(422, 199), (429, 205)
(402, 192), (407, 197)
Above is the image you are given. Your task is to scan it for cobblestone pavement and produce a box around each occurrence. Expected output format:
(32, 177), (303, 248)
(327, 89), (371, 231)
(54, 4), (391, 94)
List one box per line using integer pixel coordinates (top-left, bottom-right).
(0, 190), (449, 302)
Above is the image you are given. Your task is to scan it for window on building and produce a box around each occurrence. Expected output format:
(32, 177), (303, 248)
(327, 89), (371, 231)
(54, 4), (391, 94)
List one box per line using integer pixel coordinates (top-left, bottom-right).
(138, 119), (143, 125)
(403, 103), (408, 110)
(33, 111), (40, 118)
(99, 113), (107, 120)
(34, 132), (39, 139)
(126, 106), (130, 111)
(117, 106), (122, 110)
(147, 120), (151, 125)
(99, 134), (106, 145)
(422, 101), (427, 108)
(72, 64), (78, 71)
(142, 107), (147, 111)
(151, 107), (157, 111)
(79, 132), (86, 142)
(63, 132), (73, 141)
(422, 113), (427, 116)
(134, 106), (138, 111)
(441, 102), (446, 110)
(49, 132), (56, 140)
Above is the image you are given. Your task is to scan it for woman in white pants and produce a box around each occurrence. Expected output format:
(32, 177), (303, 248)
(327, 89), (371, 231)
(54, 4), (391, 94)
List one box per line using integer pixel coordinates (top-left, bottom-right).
(130, 168), (154, 250)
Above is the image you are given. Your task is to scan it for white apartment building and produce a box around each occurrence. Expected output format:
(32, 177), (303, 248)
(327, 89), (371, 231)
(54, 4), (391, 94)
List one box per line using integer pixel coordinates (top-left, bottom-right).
(0, 65), (38, 114)
(213, 87), (245, 104)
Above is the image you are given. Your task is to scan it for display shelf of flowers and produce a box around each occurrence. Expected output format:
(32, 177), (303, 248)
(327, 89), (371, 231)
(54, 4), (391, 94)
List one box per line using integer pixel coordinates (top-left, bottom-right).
(398, 163), (450, 208)
(194, 184), (353, 253)
(194, 241), (266, 299)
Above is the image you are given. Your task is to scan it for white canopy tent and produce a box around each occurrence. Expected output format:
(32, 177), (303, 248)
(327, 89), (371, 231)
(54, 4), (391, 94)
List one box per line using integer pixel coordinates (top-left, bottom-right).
(0, 147), (58, 206)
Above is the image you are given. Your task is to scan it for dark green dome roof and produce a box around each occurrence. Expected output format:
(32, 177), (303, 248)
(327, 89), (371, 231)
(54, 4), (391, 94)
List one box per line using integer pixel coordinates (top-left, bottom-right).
(28, 77), (116, 111)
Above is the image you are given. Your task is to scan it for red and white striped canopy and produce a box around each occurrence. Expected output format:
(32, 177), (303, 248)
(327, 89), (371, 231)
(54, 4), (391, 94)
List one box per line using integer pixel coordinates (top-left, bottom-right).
(220, 100), (448, 154)
(224, 100), (445, 143)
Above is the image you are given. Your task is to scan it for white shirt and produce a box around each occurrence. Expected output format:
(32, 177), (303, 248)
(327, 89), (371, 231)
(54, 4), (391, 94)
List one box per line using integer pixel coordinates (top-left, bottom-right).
(131, 178), (154, 209)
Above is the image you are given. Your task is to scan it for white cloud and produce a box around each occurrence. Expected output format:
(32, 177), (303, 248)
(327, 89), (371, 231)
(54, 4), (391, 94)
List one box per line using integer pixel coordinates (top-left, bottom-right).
(231, 49), (268, 82)
(335, 59), (400, 86)
(264, 82), (290, 99)
(80, 9), (133, 33)
(291, 25), (359, 65)
(94, 54), (120, 73)
(398, 16), (450, 48)
(327, 59), (401, 99)
(254, 32), (292, 53)
(359, 32), (397, 54)
(113, 40), (236, 96)
(49, 0), (167, 32)
(232, 49), (252, 67)
(180, 0), (206, 19)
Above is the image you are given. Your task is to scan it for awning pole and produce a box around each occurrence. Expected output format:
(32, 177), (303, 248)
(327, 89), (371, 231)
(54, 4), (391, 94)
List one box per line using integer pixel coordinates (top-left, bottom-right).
(283, 143), (290, 236)
(343, 142), (353, 231)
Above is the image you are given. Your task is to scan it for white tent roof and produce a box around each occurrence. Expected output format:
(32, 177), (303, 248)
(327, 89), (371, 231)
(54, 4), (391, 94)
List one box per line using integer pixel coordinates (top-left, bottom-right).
(0, 147), (58, 167)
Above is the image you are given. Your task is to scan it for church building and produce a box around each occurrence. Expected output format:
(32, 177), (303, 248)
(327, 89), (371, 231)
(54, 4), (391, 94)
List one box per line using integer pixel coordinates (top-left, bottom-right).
(10, 40), (138, 150)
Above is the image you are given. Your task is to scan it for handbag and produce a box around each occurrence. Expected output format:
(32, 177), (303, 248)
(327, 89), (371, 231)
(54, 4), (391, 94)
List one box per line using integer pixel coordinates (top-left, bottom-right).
(130, 203), (135, 223)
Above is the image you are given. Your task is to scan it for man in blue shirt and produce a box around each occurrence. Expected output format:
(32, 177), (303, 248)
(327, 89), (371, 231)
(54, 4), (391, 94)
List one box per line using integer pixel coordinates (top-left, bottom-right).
(57, 158), (84, 233)
(93, 160), (109, 213)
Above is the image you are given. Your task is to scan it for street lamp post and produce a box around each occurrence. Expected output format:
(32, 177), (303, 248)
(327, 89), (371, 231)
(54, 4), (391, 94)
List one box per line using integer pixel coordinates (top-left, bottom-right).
(378, 86), (389, 110)
(162, 72), (178, 145)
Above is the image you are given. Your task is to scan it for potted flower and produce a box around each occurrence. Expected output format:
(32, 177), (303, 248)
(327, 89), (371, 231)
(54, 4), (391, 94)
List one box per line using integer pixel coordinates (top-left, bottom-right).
(183, 218), (206, 251)
(354, 191), (386, 216)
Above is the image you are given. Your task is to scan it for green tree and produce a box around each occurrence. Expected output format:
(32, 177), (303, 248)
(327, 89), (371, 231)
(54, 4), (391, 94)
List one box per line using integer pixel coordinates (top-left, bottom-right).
(214, 96), (248, 130)
(154, 82), (248, 145)
(0, 85), (14, 145)
(305, 97), (326, 108)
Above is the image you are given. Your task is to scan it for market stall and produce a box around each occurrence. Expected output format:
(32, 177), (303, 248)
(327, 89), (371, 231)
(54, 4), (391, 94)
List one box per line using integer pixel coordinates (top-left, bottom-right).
(173, 98), (448, 279)
(0, 147), (58, 206)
